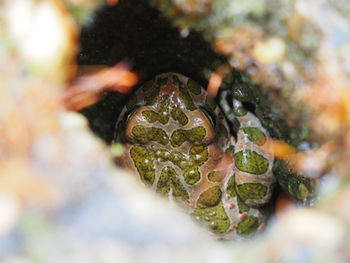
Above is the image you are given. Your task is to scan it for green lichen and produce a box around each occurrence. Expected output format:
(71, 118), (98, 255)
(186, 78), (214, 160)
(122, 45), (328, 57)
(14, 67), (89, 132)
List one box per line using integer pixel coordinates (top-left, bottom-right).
(236, 183), (268, 202)
(157, 166), (189, 203)
(197, 186), (222, 208)
(131, 125), (169, 145)
(130, 145), (155, 185)
(192, 202), (230, 234)
(242, 127), (267, 146)
(170, 127), (206, 147)
(171, 107), (189, 126)
(235, 150), (269, 175)
(236, 216), (259, 236)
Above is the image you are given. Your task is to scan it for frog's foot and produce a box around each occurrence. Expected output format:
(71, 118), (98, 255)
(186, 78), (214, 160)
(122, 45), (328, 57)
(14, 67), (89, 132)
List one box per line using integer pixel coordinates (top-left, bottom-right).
(219, 90), (276, 207)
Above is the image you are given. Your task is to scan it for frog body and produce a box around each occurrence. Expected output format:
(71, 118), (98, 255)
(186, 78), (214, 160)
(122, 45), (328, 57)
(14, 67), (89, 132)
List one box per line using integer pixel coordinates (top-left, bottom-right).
(114, 73), (275, 238)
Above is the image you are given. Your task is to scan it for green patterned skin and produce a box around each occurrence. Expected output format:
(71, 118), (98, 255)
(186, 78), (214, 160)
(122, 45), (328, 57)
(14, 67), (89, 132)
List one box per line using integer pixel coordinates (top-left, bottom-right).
(114, 73), (274, 239)
(157, 166), (189, 204)
(230, 97), (276, 208)
(236, 216), (260, 236)
(170, 127), (206, 147)
(235, 150), (269, 175)
(242, 127), (267, 146)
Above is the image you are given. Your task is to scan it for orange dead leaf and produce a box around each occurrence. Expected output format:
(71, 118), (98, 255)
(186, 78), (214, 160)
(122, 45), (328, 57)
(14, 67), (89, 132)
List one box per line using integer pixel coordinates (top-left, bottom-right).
(63, 62), (139, 111)
(106, 0), (120, 5)
(269, 139), (296, 160)
(207, 64), (231, 97)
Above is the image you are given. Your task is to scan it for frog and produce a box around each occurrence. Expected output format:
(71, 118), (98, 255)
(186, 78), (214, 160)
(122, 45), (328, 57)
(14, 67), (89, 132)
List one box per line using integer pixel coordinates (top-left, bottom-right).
(113, 72), (275, 239)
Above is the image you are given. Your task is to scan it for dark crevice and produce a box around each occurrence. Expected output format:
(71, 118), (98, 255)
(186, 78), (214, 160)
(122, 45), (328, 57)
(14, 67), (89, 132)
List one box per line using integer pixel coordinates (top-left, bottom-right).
(78, 0), (228, 143)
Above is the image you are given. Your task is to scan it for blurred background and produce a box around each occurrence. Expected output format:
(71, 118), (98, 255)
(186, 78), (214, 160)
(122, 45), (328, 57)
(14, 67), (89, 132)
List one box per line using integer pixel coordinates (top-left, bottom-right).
(1, 0), (350, 262)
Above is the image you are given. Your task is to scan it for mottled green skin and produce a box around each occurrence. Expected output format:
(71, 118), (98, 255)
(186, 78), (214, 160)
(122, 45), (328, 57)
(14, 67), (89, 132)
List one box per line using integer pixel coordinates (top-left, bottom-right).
(273, 159), (315, 203)
(207, 171), (222, 182)
(170, 127), (206, 147)
(153, 146), (208, 185)
(233, 106), (247, 117)
(236, 216), (259, 236)
(157, 166), (189, 204)
(114, 73), (273, 239)
(131, 125), (169, 145)
(177, 81), (197, 110)
(187, 78), (201, 95)
(197, 186), (222, 208)
(242, 127), (267, 146)
(226, 175), (236, 196)
(142, 95), (170, 124)
(129, 145), (155, 185)
(145, 83), (160, 105)
(235, 150), (269, 175)
(192, 202), (231, 234)
(205, 96), (217, 112)
(236, 183), (268, 202)
(171, 107), (188, 126)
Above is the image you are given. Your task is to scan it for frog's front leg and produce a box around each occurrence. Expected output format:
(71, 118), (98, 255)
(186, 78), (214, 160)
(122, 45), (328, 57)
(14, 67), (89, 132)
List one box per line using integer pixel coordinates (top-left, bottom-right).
(220, 90), (275, 207)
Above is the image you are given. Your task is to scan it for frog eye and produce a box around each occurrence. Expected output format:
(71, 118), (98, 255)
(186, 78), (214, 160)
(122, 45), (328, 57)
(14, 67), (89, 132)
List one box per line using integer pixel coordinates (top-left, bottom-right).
(200, 106), (217, 128)
(124, 105), (140, 122)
